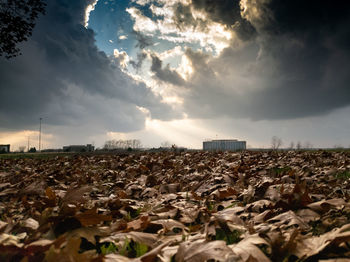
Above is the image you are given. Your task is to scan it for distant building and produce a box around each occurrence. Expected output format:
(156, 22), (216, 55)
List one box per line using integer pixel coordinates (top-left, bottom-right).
(41, 148), (62, 153)
(203, 139), (246, 151)
(63, 144), (94, 152)
(0, 144), (10, 153)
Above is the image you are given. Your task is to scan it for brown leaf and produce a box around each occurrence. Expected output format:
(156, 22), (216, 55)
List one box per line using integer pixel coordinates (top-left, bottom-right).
(296, 209), (320, 223)
(75, 208), (112, 227)
(158, 246), (179, 262)
(190, 191), (202, 201)
(20, 180), (47, 196)
(148, 219), (186, 234)
(139, 241), (172, 262)
(246, 199), (273, 212)
(25, 239), (54, 254)
(45, 237), (98, 262)
(229, 234), (271, 262)
(104, 254), (132, 262)
(211, 187), (237, 200)
(45, 187), (56, 201)
(22, 218), (39, 230)
(101, 232), (158, 248)
(215, 208), (245, 226)
(62, 185), (91, 205)
(0, 220), (8, 232)
(292, 223), (350, 259)
(0, 233), (25, 248)
(0, 183), (11, 190)
(67, 227), (105, 245)
(319, 259), (350, 262)
(159, 183), (180, 194)
(307, 198), (347, 213)
(175, 240), (236, 262)
(127, 215), (150, 231)
(0, 187), (18, 196)
(267, 210), (309, 230)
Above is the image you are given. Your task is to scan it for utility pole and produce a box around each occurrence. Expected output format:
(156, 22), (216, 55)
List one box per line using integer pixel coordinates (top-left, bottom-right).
(27, 136), (30, 152)
(39, 117), (42, 152)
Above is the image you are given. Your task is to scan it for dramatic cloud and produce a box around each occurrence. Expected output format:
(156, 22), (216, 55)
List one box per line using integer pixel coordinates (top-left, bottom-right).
(147, 0), (350, 120)
(150, 54), (186, 86)
(127, 1), (233, 54)
(2, 0), (350, 148)
(190, 0), (256, 40)
(129, 51), (148, 71)
(133, 30), (154, 49)
(0, 0), (177, 134)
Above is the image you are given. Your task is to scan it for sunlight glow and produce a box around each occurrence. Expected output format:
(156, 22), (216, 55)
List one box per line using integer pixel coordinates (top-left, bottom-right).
(114, 49), (130, 68)
(240, 0), (272, 28)
(161, 96), (184, 105)
(127, 7), (158, 32)
(178, 55), (194, 80)
(84, 0), (99, 28)
(105, 117), (229, 149)
(0, 130), (54, 151)
(143, 118), (226, 148)
(128, 2), (232, 55)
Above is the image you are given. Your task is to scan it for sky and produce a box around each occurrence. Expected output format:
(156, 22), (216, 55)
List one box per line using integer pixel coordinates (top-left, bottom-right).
(1, 0), (350, 150)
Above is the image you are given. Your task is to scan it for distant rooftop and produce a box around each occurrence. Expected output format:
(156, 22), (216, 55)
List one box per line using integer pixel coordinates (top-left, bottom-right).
(210, 139), (238, 141)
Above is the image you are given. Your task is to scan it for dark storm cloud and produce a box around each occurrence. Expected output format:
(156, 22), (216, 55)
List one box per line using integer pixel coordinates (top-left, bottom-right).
(0, 0), (176, 132)
(262, 0), (350, 36)
(170, 0), (256, 40)
(173, 3), (201, 31)
(191, 0), (239, 25)
(150, 55), (186, 86)
(133, 30), (153, 49)
(190, 0), (256, 40)
(129, 51), (147, 70)
(174, 0), (350, 120)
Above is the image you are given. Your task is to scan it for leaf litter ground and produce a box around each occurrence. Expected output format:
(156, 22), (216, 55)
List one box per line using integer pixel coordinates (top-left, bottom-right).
(1, 151), (350, 261)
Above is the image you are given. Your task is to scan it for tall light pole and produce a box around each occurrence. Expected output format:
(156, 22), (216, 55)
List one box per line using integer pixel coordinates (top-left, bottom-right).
(39, 117), (42, 152)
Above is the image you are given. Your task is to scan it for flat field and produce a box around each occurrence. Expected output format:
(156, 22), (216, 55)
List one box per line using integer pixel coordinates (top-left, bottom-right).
(0, 151), (350, 261)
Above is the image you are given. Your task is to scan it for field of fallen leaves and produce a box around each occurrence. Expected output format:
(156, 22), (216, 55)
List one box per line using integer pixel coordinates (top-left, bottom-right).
(1, 150), (350, 262)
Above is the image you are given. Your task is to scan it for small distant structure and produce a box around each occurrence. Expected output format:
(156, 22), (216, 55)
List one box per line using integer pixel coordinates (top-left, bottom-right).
(41, 148), (62, 153)
(0, 144), (10, 153)
(63, 144), (94, 152)
(203, 139), (246, 151)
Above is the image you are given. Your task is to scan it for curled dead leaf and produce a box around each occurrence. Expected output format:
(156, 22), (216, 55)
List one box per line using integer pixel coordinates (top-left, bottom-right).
(229, 234), (271, 262)
(75, 208), (112, 227)
(175, 240), (236, 262)
(62, 185), (91, 206)
(127, 216), (150, 231)
(292, 223), (350, 259)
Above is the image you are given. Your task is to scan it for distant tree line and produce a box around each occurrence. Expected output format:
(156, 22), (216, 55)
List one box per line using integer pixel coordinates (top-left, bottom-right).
(271, 136), (314, 150)
(271, 136), (283, 150)
(103, 139), (142, 150)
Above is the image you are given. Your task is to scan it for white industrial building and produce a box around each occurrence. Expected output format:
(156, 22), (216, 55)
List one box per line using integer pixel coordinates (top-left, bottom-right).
(203, 139), (246, 151)
(63, 144), (94, 152)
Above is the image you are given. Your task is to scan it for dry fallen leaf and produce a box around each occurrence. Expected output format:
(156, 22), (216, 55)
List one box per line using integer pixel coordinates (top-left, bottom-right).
(1, 151), (350, 261)
(175, 240), (236, 262)
(267, 210), (309, 230)
(62, 185), (91, 206)
(292, 223), (350, 259)
(22, 218), (39, 230)
(230, 234), (271, 262)
(75, 207), (112, 227)
(127, 215), (150, 231)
